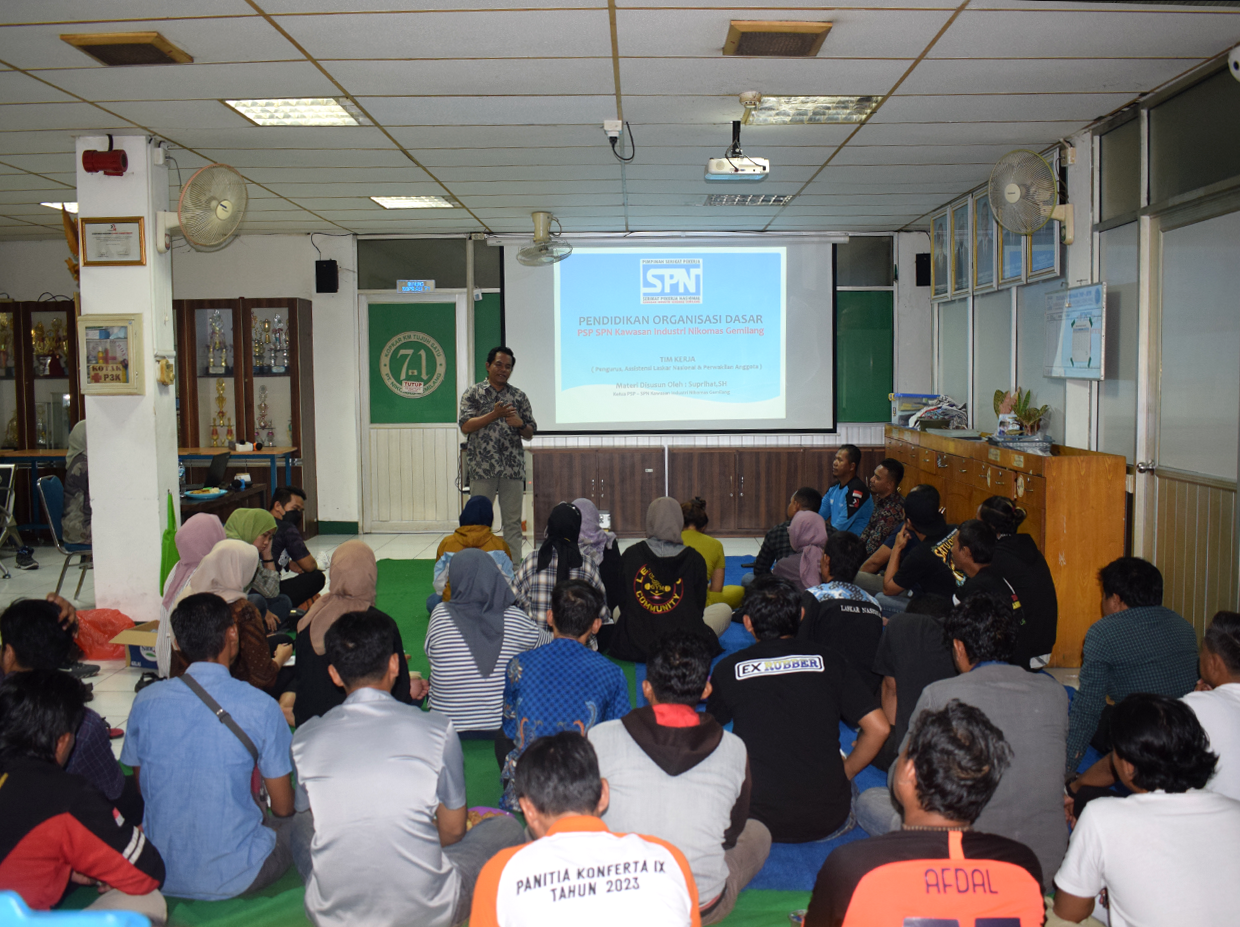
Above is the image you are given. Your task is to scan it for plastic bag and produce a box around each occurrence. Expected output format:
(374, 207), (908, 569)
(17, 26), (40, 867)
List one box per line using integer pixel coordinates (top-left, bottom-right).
(74, 608), (134, 661)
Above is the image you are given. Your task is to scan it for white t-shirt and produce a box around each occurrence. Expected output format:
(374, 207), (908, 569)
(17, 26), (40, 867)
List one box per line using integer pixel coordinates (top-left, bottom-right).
(1055, 789), (1240, 927)
(1182, 683), (1240, 801)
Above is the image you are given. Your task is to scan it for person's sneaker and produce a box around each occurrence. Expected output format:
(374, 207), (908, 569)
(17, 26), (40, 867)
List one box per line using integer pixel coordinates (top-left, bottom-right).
(66, 662), (100, 680)
(14, 547), (37, 570)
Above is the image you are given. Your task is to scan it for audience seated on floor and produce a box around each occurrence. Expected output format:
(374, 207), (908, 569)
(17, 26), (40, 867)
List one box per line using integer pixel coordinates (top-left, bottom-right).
(607, 496), (729, 662)
(287, 539), (419, 728)
(270, 485), (327, 609)
(771, 509), (827, 593)
(951, 518), (1020, 610)
(1053, 693), (1240, 926)
(225, 508), (293, 631)
(591, 630), (771, 925)
(0, 670), (167, 923)
(292, 609), (525, 927)
(800, 531), (884, 695)
(818, 444), (872, 535)
(680, 497), (744, 611)
(859, 593), (1069, 891)
(429, 495), (514, 614)
(1064, 556), (1199, 776)
(0, 597), (142, 822)
(123, 593), (300, 901)
(471, 732), (699, 927)
(805, 700), (1044, 927)
(426, 548), (540, 734)
(749, 486), (822, 584)
(172, 539), (292, 692)
(500, 579), (629, 810)
(857, 457), (905, 558)
(869, 592), (956, 771)
(854, 484), (939, 598)
(156, 513), (225, 679)
(880, 486), (961, 612)
(513, 501), (610, 647)
(573, 496), (624, 611)
(705, 578), (889, 844)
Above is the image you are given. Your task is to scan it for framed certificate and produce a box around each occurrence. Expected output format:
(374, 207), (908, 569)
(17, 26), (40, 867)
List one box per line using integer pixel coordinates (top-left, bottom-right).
(80, 216), (146, 266)
(973, 195), (996, 290)
(930, 212), (949, 300)
(950, 201), (970, 295)
(78, 313), (144, 395)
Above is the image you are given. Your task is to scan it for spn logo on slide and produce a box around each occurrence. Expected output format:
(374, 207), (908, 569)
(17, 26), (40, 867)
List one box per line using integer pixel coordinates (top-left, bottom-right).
(641, 258), (702, 304)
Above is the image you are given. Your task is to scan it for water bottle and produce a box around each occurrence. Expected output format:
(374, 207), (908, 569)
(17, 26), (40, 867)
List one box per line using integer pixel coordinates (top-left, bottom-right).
(178, 462), (186, 492)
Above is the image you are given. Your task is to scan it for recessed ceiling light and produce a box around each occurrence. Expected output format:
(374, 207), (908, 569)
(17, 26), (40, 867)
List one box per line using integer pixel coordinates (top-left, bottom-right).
(224, 98), (364, 127)
(370, 196), (460, 209)
(40, 202), (78, 214)
(705, 194), (793, 206)
(743, 95), (881, 125)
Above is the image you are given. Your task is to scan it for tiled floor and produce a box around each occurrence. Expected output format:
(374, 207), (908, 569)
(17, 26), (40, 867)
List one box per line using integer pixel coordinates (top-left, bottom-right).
(22, 532), (763, 761)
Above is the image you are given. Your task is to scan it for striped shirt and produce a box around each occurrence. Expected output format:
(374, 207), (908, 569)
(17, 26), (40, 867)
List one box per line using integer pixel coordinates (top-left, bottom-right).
(426, 604), (542, 732)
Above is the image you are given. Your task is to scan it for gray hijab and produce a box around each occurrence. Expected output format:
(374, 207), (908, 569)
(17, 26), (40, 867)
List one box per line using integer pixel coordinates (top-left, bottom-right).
(444, 547), (516, 677)
(645, 496), (686, 557)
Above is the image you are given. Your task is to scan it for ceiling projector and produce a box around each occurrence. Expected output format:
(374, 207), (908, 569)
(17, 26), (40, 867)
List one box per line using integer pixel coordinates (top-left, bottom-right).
(705, 120), (769, 182)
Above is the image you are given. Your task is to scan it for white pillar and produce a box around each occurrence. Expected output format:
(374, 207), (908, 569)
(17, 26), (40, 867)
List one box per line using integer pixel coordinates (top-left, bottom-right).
(76, 134), (179, 621)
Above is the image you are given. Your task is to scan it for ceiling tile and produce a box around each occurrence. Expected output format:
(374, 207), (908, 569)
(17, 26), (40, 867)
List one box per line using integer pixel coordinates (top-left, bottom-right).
(0, 70), (79, 104)
(0, 102), (132, 131)
(158, 125), (394, 149)
(328, 58), (615, 98)
(850, 121), (1085, 146)
(900, 57), (1201, 96)
(106, 100), (257, 131)
(276, 11), (613, 60)
(829, 144), (1016, 166)
(870, 92), (1135, 124)
(265, 0), (604, 9)
(389, 125), (606, 149)
(198, 147), (413, 168)
(410, 146), (617, 167)
(0, 131), (81, 154)
(619, 57), (906, 97)
(0, 152), (77, 173)
(36, 61), (338, 102)
(0, 1), (253, 25)
(359, 94), (616, 126)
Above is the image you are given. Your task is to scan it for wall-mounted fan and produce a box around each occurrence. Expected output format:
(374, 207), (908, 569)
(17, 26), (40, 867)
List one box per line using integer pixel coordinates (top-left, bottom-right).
(988, 149), (1074, 245)
(156, 163), (248, 254)
(515, 211), (573, 266)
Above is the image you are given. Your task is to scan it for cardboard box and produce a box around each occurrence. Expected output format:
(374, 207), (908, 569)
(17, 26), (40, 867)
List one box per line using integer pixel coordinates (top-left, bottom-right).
(109, 620), (159, 671)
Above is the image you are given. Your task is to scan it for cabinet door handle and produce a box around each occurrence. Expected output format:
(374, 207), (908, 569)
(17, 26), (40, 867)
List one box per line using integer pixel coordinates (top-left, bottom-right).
(739, 474), (744, 498)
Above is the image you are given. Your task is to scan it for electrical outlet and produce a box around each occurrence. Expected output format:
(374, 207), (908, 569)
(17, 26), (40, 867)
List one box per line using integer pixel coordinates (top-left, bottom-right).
(603, 120), (623, 139)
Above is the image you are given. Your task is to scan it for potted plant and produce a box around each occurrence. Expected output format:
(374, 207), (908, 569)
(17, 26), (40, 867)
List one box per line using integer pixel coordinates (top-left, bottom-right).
(993, 388), (1050, 436)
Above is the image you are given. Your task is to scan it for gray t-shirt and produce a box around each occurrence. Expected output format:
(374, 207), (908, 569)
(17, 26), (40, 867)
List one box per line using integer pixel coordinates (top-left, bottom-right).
(291, 687), (467, 927)
(905, 663), (1070, 890)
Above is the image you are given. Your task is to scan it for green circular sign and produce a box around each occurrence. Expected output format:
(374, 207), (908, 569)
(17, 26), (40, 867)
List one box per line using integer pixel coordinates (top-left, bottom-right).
(379, 330), (446, 399)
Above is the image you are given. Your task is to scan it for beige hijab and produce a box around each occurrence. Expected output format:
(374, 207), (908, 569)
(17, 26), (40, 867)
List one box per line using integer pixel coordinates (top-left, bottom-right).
(297, 540), (378, 655)
(178, 539), (258, 605)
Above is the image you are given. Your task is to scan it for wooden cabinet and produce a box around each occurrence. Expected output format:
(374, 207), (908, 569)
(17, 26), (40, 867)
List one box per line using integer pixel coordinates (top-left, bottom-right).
(886, 426), (1126, 667)
(174, 297), (318, 537)
(0, 301), (82, 452)
(669, 449), (740, 531)
(532, 448), (663, 538)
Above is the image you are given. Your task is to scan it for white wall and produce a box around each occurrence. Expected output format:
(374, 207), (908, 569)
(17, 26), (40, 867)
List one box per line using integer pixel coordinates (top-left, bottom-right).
(895, 230), (933, 393)
(0, 233), (363, 524)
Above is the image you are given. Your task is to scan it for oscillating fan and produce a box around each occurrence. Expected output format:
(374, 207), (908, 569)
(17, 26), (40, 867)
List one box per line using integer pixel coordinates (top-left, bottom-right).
(515, 211), (573, 266)
(987, 149), (1074, 245)
(156, 163), (249, 254)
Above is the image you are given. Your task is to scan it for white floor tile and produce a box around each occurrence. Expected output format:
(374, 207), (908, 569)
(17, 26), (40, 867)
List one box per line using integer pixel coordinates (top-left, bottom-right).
(87, 691), (137, 722)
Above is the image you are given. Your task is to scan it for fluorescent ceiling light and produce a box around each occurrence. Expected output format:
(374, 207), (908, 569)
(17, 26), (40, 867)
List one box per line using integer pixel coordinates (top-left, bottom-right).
(705, 194), (793, 206)
(370, 195), (459, 209)
(40, 202), (78, 213)
(743, 95), (880, 125)
(224, 98), (363, 127)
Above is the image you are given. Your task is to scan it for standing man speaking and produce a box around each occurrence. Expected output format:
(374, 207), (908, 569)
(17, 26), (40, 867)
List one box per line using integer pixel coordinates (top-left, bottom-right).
(459, 346), (536, 561)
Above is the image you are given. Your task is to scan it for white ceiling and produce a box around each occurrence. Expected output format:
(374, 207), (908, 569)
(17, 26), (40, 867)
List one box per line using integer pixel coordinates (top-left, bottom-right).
(0, 0), (1238, 240)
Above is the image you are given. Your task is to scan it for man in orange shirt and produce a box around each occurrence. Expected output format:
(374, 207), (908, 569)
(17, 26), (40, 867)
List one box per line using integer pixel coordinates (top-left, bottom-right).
(471, 732), (699, 927)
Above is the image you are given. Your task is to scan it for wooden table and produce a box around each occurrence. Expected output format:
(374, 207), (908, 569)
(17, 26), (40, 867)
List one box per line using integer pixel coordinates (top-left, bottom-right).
(0, 449), (69, 532)
(180, 484), (268, 524)
(179, 446), (297, 489)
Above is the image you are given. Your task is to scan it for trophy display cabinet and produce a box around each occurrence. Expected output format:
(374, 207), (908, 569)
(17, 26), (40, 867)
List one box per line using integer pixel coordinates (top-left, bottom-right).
(174, 297), (318, 537)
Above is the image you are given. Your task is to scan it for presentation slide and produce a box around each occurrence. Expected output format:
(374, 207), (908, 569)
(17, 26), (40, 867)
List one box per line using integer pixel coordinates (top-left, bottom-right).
(1044, 283), (1105, 379)
(554, 247), (786, 424)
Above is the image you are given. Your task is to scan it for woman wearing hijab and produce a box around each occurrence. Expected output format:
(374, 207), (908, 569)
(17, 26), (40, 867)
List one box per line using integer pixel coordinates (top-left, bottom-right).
(62, 420), (91, 545)
(425, 548), (540, 733)
(680, 496), (745, 609)
(606, 496), (724, 663)
(513, 502), (610, 646)
(288, 539), (417, 726)
(428, 495), (514, 613)
(573, 497), (624, 611)
(224, 508), (293, 630)
(156, 513), (226, 678)
(172, 539), (292, 691)
(772, 509), (829, 594)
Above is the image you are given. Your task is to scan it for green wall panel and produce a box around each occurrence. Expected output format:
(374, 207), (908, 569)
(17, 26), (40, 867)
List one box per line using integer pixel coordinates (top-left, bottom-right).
(472, 293), (504, 384)
(836, 291), (894, 423)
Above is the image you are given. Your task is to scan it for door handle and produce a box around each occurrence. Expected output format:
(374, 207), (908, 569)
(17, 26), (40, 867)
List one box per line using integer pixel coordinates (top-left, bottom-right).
(1135, 461), (1156, 474)
(739, 474), (744, 498)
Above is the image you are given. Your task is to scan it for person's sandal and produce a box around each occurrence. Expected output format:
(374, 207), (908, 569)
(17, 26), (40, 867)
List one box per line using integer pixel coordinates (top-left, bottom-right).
(134, 671), (160, 693)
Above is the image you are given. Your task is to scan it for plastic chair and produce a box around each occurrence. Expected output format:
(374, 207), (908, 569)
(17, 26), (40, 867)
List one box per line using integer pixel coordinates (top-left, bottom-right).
(0, 891), (149, 926)
(36, 476), (92, 598)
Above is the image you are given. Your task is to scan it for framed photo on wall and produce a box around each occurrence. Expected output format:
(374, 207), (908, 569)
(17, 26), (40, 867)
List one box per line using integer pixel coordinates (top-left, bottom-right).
(973, 195), (996, 290)
(950, 201), (969, 295)
(78, 314), (144, 395)
(999, 225), (1024, 285)
(79, 217), (146, 266)
(931, 212), (949, 299)
(1027, 220), (1061, 279)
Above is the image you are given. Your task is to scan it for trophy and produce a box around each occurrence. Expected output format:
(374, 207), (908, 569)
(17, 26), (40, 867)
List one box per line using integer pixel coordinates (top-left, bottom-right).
(32, 322), (50, 376)
(225, 416), (235, 445)
(0, 315), (11, 372)
(212, 379), (228, 448)
(261, 317), (273, 368)
(257, 384), (274, 448)
(272, 314), (288, 370)
(48, 318), (66, 376)
(206, 310), (228, 372)
(251, 316), (264, 370)
(3, 411), (17, 449)
(34, 405), (47, 448)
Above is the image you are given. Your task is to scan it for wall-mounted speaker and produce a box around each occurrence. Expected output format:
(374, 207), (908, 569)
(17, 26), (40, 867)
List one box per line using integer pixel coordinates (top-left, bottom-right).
(315, 259), (338, 294)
